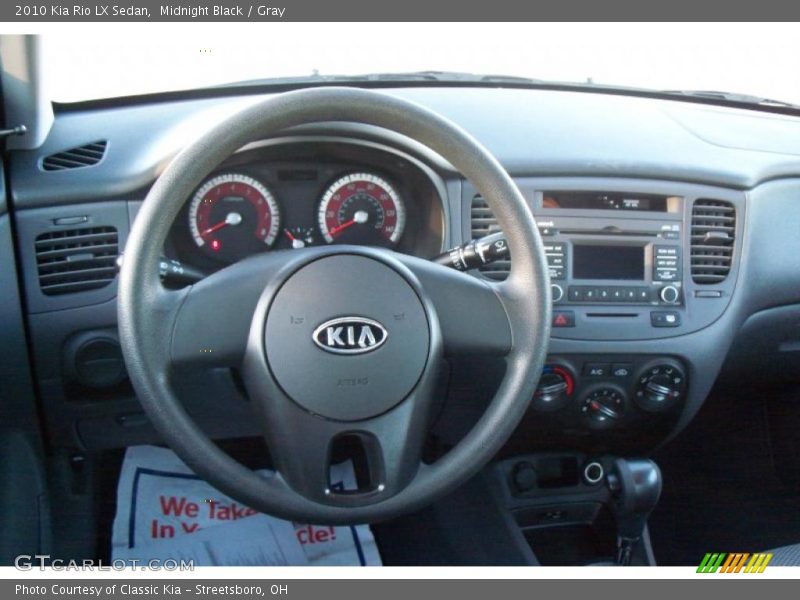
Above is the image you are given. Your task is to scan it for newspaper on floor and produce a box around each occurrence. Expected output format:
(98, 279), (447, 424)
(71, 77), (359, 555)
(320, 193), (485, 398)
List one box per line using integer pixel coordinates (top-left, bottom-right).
(111, 445), (382, 566)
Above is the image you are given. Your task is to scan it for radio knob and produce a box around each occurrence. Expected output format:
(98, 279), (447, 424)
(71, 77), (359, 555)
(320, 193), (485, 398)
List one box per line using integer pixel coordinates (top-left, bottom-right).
(660, 285), (680, 304)
(551, 284), (564, 303)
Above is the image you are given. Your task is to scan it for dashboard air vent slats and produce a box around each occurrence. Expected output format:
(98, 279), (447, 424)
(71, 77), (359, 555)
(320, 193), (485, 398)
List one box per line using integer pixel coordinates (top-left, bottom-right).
(470, 194), (508, 280)
(35, 226), (119, 295)
(41, 141), (107, 171)
(690, 199), (735, 284)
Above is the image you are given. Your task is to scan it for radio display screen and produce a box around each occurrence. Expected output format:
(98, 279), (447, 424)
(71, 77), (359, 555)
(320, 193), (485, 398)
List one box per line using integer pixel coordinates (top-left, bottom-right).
(572, 245), (645, 280)
(542, 191), (672, 212)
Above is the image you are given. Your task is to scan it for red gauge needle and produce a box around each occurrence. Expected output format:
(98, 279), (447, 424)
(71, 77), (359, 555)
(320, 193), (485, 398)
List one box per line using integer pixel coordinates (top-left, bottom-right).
(328, 219), (356, 237)
(329, 210), (369, 237)
(200, 212), (242, 237)
(286, 228), (308, 249)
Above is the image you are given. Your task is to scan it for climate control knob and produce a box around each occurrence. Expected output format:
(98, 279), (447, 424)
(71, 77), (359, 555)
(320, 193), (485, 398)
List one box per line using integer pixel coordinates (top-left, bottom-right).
(581, 387), (626, 430)
(532, 365), (574, 412)
(635, 362), (687, 412)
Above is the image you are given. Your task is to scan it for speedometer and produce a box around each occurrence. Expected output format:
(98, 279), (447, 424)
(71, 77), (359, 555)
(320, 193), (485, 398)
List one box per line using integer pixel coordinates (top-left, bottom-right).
(318, 172), (405, 247)
(188, 173), (281, 262)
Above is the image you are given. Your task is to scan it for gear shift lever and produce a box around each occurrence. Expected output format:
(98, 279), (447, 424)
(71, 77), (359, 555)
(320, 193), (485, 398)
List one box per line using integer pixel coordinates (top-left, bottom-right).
(606, 458), (662, 566)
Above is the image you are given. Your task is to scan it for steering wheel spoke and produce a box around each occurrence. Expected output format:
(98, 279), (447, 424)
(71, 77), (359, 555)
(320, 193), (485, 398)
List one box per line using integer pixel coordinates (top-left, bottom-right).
(244, 352), (441, 506)
(397, 254), (513, 357)
(169, 252), (290, 368)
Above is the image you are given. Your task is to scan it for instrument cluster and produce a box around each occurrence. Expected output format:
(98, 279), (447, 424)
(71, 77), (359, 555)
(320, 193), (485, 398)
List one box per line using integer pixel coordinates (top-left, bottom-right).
(167, 141), (445, 270)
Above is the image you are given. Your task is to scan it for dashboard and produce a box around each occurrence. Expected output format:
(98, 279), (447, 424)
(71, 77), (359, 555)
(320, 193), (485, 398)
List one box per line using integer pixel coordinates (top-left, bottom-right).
(6, 86), (800, 457)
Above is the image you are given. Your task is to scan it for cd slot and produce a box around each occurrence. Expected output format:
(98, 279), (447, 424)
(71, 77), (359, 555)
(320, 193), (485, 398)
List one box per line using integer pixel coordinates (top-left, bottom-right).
(586, 313), (639, 318)
(558, 228), (660, 237)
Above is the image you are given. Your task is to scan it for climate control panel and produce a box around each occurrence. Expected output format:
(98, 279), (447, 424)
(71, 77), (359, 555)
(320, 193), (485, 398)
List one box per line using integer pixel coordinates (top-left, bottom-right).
(530, 354), (688, 438)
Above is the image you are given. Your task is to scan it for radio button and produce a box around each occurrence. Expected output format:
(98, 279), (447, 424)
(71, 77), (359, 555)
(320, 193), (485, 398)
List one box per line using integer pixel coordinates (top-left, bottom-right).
(651, 311), (681, 327)
(598, 288), (611, 301)
(636, 287), (651, 302)
(655, 269), (679, 281)
(568, 286), (584, 302)
(624, 288), (637, 302)
(611, 287), (625, 301)
(584, 288), (598, 301)
(655, 258), (678, 268)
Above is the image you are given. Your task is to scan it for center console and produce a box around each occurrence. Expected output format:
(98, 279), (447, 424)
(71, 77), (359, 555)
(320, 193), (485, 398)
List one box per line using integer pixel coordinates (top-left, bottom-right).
(453, 177), (746, 458)
(488, 453), (661, 566)
(449, 178), (748, 565)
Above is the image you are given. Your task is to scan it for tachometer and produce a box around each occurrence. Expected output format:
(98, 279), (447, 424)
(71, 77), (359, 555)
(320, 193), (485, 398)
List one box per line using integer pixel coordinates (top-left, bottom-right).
(318, 173), (405, 247)
(188, 173), (281, 262)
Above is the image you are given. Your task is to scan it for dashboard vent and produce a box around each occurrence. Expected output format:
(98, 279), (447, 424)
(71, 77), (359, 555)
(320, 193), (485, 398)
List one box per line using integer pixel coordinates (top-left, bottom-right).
(690, 199), (736, 284)
(35, 226), (119, 295)
(470, 194), (509, 280)
(41, 141), (107, 171)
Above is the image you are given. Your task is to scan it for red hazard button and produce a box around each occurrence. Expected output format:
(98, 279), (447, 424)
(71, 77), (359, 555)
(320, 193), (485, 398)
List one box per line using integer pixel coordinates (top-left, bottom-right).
(552, 310), (575, 328)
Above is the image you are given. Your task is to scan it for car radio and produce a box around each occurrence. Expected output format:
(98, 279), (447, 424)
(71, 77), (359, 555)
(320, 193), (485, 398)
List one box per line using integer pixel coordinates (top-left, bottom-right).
(447, 184), (740, 340)
(536, 190), (684, 309)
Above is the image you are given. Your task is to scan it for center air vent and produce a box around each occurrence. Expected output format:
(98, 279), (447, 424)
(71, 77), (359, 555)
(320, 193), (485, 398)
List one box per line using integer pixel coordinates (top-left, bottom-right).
(35, 226), (119, 295)
(41, 141), (107, 171)
(470, 194), (509, 280)
(690, 199), (736, 284)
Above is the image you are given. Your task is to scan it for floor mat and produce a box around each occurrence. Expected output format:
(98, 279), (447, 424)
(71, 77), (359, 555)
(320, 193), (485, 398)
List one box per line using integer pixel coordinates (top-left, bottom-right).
(649, 385), (800, 565)
(111, 445), (382, 566)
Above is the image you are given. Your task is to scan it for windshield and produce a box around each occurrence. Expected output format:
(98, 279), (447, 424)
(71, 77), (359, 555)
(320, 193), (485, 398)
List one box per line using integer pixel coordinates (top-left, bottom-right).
(43, 23), (800, 106)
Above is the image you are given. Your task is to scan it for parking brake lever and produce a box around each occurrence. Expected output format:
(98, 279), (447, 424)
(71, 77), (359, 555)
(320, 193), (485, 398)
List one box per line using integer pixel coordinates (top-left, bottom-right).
(433, 232), (508, 271)
(606, 458), (662, 566)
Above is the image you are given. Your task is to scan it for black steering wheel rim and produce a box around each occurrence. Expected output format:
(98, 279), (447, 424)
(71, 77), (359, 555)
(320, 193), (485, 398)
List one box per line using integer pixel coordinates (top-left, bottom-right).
(118, 87), (551, 524)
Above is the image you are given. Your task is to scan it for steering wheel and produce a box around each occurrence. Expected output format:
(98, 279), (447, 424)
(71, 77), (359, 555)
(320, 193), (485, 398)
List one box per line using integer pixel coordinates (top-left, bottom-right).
(118, 87), (551, 524)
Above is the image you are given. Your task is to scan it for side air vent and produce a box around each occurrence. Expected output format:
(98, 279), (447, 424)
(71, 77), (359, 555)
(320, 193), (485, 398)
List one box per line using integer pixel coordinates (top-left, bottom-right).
(470, 194), (509, 280)
(690, 199), (736, 284)
(41, 141), (107, 171)
(35, 226), (119, 295)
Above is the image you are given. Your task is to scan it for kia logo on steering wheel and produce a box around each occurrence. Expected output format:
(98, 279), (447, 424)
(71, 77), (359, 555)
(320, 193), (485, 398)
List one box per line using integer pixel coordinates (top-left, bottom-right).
(312, 317), (388, 355)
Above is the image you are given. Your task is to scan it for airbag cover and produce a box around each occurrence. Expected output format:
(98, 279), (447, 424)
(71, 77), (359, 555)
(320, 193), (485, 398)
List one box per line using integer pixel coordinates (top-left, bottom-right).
(265, 254), (429, 421)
